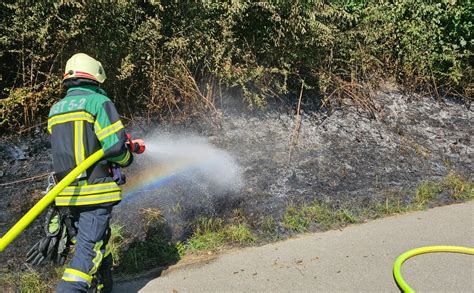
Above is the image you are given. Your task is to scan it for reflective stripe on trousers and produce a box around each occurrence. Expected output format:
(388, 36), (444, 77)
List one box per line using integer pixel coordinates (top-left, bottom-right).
(57, 206), (113, 293)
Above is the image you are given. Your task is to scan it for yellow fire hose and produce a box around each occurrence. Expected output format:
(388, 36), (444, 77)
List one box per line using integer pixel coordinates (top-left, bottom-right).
(393, 245), (474, 292)
(0, 149), (104, 252)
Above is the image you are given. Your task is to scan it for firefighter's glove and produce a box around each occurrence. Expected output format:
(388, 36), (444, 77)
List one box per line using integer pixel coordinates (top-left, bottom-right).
(26, 234), (57, 265)
(26, 214), (60, 266)
(26, 208), (71, 266)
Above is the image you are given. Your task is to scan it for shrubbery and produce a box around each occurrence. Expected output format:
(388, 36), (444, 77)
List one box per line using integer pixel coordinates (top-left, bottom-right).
(0, 1), (472, 132)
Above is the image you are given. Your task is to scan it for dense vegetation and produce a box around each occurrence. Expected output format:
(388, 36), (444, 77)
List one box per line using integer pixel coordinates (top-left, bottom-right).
(0, 1), (472, 131)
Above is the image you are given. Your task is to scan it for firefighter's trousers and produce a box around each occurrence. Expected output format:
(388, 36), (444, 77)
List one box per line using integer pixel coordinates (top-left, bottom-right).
(57, 206), (113, 293)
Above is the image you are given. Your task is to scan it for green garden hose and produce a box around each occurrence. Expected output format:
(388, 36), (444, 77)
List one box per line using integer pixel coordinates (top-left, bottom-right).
(0, 149), (104, 252)
(393, 245), (474, 292)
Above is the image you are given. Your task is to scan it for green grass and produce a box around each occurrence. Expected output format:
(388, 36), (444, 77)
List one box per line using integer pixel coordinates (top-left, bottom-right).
(261, 216), (277, 235)
(282, 205), (310, 232)
(410, 172), (473, 209)
(113, 172), (472, 275)
(115, 216), (256, 273)
(412, 181), (442, 209)
(193, 217), (224, 235)
(4, 173), (472, 282)
(363, 173), (473, 219)
(282, 172), (473, 234)
(369, 195), (410, 218)
(115, 209), (179, 274)
(282, 202), (358, 233)
(0, 266), (64, 292)
(0, 271), (19, 291)
(118, 235), (180, 274)
(185, 231), (226, 252)
(184, 218), (256, 253)
(223, 224), (257, 245)
(17, 270), (47, 292)
(336, 208), (359, 224)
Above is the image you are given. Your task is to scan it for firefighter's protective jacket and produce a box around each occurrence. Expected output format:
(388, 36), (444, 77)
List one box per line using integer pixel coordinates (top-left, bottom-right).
(48, 85), (132, 206)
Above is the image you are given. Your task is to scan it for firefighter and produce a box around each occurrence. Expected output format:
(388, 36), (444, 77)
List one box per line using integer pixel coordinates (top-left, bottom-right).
(48, 53), (132, 292)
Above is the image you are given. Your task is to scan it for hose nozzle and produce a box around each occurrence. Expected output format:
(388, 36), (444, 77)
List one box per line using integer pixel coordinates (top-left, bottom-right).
(126, 134), (146, 154)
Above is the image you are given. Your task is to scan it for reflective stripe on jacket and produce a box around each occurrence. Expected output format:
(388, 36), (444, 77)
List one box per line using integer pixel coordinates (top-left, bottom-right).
(48, 85), (132, 206)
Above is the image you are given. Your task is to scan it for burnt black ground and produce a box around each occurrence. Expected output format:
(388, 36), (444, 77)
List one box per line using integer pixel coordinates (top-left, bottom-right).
(0, 90), (472, 274)
(0, 131), (52, 272)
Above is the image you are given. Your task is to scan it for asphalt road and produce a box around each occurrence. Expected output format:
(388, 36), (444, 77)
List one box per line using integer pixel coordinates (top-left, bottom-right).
(115, 201), (474, 292)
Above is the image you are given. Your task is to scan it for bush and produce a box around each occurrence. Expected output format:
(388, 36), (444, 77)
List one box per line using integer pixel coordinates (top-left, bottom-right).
(362, 1), (473, 96)
(1, 1), (471, 132)
(0, 79), (62, 130)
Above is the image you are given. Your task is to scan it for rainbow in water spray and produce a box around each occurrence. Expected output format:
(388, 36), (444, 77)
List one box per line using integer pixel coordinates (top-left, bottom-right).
(118, 134), (244, 205)
(119, 158), (202, 204)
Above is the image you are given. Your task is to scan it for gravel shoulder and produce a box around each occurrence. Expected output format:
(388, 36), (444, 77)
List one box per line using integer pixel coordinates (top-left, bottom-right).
(115, 201), (474, 292)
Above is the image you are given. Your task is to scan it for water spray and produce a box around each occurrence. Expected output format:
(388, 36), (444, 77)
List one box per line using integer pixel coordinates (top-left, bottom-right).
(119, 134), (243, 205)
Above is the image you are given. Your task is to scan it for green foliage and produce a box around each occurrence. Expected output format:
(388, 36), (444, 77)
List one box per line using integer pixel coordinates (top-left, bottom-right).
(0, 78), (61, 130)
(1, 1), (471, 131)
(114, 207), (180, 273)
(362, 0), (473, 94)
(16, 270), (48, 292)
(115, 215), (256, 273)
(185, 218), (226, 252)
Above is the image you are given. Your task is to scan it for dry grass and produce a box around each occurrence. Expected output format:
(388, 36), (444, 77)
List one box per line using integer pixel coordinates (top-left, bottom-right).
(442, 172), (473, 200)
(139, 207), (166, 233)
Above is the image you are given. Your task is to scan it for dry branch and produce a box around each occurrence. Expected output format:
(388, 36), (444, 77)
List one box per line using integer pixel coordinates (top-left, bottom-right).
(288, 81), (304, 164)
